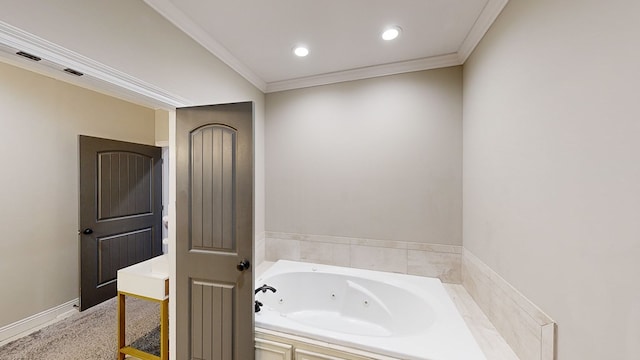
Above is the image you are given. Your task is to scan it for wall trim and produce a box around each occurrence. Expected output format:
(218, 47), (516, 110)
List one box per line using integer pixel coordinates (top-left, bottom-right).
(265, 53), (461, 93)
(457, 0), (510, 63)
(0, 20), (190, 110)
(142, 0), (267, 92)
(0, 298), (78, 347)
(141, 1), (508, 93)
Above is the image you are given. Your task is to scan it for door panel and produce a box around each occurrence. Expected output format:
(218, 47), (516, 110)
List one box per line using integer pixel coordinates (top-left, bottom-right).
(98, 152), (153, 219)
(177, 102), (254, 360)
(191, 280), (235, 359)
(79, 136), (162, 311)
(191, 125), (237, 251)
(97, 228), (153, 285)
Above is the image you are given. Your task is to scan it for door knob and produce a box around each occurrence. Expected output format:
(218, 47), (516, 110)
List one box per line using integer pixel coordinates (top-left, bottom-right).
(82, 228), (93, 235)
(236, 259), (251, 272)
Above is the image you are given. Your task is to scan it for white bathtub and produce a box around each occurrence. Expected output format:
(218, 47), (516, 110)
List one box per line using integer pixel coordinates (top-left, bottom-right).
(255, 260), (486, 360)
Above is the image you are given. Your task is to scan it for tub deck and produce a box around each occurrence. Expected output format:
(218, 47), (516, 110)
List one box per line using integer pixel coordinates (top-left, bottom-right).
(256, 261), (519, 360)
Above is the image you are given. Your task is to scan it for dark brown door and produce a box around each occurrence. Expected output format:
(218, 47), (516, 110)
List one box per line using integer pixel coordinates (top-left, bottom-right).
(176, 102), (254, 359)
(79, 135), (162, 311)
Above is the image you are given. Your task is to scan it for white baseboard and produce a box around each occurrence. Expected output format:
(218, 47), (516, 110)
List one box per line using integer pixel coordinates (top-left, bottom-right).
(0, 298), (78, 346)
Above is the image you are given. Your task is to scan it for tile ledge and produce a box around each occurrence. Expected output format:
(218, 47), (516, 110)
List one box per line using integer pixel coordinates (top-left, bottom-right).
(463, 248), (555, 326)
(265, 231), (462, 253)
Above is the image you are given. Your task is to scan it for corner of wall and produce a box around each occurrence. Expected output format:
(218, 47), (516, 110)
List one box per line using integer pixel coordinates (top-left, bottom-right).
(0, 299), (78, 347)
(462, 248), (556, 360)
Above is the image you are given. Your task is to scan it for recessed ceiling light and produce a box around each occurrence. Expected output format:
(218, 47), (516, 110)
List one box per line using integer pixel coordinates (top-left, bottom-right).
(293, 46), (309, 57)
(382, 26), (401, 41)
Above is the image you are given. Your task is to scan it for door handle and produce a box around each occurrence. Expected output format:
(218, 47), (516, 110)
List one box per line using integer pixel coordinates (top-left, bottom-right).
(236, 259), (251, 272)
(82, 228), (93, 235)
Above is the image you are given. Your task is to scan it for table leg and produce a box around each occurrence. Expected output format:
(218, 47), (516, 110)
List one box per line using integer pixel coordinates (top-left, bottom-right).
(160, 299), (169, 360)
(117, 292), (126, 360)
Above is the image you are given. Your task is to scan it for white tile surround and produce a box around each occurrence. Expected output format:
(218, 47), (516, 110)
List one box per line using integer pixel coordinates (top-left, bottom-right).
(463, 249), (556, 360)
(265, 233), (558, 360)
(444, 283), (520, 360)
(265, 232), (462, 283)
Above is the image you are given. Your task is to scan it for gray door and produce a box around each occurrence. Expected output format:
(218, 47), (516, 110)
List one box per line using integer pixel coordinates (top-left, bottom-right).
(176, 102), (254, 359)
(79, 136), (163, 311)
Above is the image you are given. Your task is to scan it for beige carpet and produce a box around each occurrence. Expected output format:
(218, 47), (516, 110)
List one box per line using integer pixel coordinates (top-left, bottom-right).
(0, 296), (161, 360)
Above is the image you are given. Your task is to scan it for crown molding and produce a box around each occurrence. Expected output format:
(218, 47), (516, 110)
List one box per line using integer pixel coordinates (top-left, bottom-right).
(265, 53), (461, 93)
(457, 0), (509, 63)
(142, 0), (267, 92)
(0, 20), (191, 109)
(143, 0), (507, 93)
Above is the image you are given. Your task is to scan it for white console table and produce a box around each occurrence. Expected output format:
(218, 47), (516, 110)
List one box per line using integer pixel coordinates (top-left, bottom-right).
(116, 255), (169, 360)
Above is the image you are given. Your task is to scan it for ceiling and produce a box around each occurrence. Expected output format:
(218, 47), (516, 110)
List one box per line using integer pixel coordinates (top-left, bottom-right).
(0, 0), (508, 109)
(144, 0), (508, 92)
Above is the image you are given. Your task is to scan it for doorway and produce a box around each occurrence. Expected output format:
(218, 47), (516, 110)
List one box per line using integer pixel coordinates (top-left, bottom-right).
(79, 135), (163, 311)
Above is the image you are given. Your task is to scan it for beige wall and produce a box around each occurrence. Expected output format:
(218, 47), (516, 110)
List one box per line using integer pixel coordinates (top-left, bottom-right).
(0, 61), (155, 327)
(266, 67), (462, 245)
(155, 109), (170, 144)
(463, 0), (640, 359)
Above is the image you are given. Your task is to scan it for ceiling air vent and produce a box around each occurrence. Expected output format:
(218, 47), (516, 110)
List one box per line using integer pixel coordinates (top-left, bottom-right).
(16, 51), (41, 62)
(63, 68), (84, 77)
